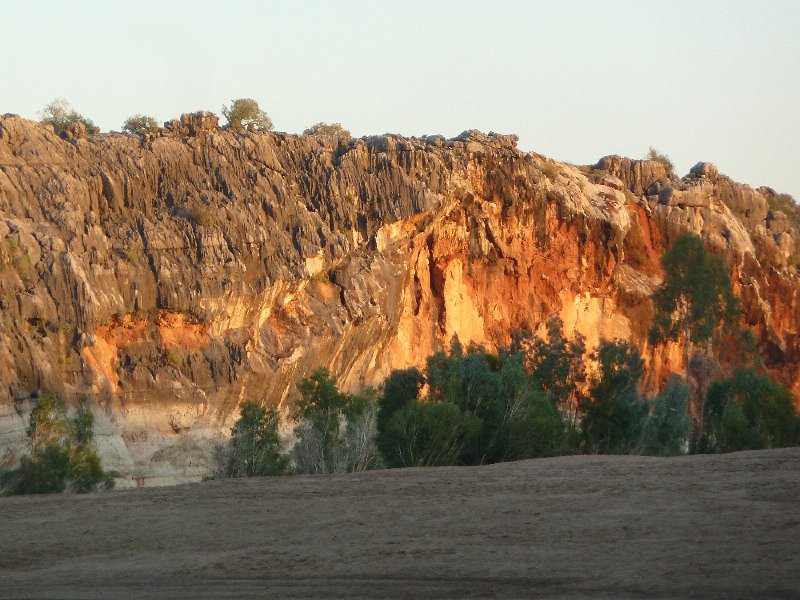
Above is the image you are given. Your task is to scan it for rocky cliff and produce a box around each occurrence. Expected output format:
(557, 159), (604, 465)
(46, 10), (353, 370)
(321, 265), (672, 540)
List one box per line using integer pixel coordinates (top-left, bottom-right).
(1, 113), (797, 485)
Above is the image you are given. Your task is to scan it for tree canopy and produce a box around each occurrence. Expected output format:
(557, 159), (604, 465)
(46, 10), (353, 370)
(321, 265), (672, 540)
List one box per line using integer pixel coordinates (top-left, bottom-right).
(580, 340), (647, 454)
(646, 146), (674, 175)
(700, 369), (800, 453)
(40, 98), (98, 135)
(225, 401), (289, 477)
(650, 233), (739, 364)
(1, 393), (112, 494)
(122, 114), (160, 135)
(293, 368), (380, 474)
(222, 98), (273, 130)
(303, 122), (351, 137)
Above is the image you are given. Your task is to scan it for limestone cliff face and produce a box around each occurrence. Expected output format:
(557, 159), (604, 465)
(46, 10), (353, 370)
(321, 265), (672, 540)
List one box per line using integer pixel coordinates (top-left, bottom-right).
(1, 114), (797, 485)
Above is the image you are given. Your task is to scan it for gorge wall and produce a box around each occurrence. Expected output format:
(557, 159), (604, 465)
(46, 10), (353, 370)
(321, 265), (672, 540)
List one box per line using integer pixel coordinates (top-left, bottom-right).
(1, 113), (798, 485)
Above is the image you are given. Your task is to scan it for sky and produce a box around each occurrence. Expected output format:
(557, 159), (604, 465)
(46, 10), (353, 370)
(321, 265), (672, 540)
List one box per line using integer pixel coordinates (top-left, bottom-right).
(2, 0), (799, 198)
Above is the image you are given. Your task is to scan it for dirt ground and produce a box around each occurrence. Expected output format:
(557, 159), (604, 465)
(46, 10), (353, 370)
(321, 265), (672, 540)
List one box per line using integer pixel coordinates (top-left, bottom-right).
(1, 449), (798, 599)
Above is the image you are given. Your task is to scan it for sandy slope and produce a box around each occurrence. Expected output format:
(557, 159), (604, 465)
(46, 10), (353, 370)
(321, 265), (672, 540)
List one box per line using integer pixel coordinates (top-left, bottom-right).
(1, 449), (799, 599)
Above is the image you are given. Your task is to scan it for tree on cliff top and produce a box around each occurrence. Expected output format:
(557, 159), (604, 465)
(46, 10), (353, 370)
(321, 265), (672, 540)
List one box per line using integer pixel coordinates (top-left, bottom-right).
(303, 122), (351, 138)
(122, 114), (160, 135)
(40, 98), (98, 135)
(222, 98), (273, 131)
(646, 146), (674, 176)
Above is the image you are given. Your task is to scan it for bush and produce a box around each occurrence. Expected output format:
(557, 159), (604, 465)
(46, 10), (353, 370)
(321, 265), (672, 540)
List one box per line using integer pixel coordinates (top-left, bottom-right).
(646, 147), (674, 176)
(222, 98), (273, 131)
(40, 98), (98, 135)
(180, 203), (215, 227)
(12, 444), (72, 494)
(122, 114), (160, 135)
(225, 401), (290, 478)
(381, 400), (479, 468)
(699, 369), (800, 453)
(636, 375), (691, 456)
(303, 122), (351, 138)
(1, 393), (113, 495)
(766, 192), (800, 224)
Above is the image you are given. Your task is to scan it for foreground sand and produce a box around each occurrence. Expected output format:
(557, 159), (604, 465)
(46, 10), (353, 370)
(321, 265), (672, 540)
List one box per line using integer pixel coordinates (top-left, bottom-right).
(1, 449), (798, 599)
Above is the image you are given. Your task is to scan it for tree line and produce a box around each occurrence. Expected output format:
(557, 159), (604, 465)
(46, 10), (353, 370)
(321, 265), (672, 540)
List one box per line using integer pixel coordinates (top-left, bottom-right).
(37, 97), (349, 138)
(215, 234), (800, 478)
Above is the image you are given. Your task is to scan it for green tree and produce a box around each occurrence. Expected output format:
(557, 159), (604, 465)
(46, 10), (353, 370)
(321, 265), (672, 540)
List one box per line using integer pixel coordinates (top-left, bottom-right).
(222, 98), (273, 130)
(40, 98), (98, 135)
(649, 233), (740, 449)
(381, 400), (481, 468)
(226, 401), (289, 477)
(377, 343), (565, 467)
(650, 233), (739, 368)
(486, 352), (562, 461)
(293, 368), (380, 474)
(1, 393), (113, 495)
(12, 445), (72, 494)
(376, 368), (426, 461)
(515, 316), (586, 420)
(303, 122), (351, 137)
(122, 114), (160, 135)
(636, 375), (691, 456)
(580, 340), (647, 454)
(699, 369), (800, 453)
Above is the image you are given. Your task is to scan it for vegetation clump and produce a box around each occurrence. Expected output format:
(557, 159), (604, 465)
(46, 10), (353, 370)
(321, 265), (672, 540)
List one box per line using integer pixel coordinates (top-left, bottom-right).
(766, 192), (800, 224)
(222, 98), (273, 130)
(292, 368), (381, 474)
(223, 401), (290, 477)
(646, 146), (675, 176)
(377, 327), (602, 467)
(122, 114), (160, 135)
(211, 316), (797, 483)
(303, 122), (351, 137)
(212, 370), (381, 478)
(650, 233), (739, 366)
(580, 340), (647, 455)
(40, 98), (98, 135)
(636, 375), (692, 456)
(1, 393), (113, 494)
(700, 369), (800, 453)
(649, 232), (740, 447)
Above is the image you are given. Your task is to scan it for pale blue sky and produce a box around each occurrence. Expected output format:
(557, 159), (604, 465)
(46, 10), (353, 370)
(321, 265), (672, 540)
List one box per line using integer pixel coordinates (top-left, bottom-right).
(2, 0), (799, 198)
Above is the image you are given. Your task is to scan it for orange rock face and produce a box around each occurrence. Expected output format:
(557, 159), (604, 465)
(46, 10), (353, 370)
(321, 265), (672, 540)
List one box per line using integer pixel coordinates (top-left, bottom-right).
(0, 117), (797, 483)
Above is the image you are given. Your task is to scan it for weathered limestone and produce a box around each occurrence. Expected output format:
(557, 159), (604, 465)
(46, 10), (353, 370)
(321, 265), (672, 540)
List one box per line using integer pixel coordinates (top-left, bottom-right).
(0, 115), (797, 485)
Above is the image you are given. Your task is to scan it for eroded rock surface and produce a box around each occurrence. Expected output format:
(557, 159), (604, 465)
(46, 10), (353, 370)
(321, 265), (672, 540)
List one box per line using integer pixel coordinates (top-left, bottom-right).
(1, 115), (797, 485)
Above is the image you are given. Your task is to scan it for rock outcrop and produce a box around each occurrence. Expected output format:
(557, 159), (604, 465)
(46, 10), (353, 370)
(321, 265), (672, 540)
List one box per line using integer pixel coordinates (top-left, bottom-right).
(1, 114), (798, 485)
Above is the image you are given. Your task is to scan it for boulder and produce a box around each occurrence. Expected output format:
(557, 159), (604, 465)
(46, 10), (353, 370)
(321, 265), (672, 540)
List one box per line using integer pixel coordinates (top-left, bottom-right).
(595, 155), (670, 195)
(689, 162), (719, 182)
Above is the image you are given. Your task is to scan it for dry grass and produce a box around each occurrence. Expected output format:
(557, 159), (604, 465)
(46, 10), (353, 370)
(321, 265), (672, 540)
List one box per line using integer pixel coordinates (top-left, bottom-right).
(1, 448), (798, 599)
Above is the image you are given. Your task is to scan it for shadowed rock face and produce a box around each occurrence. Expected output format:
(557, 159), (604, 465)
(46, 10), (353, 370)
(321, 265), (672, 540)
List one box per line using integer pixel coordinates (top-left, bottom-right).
(1, 114), (798, 485)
